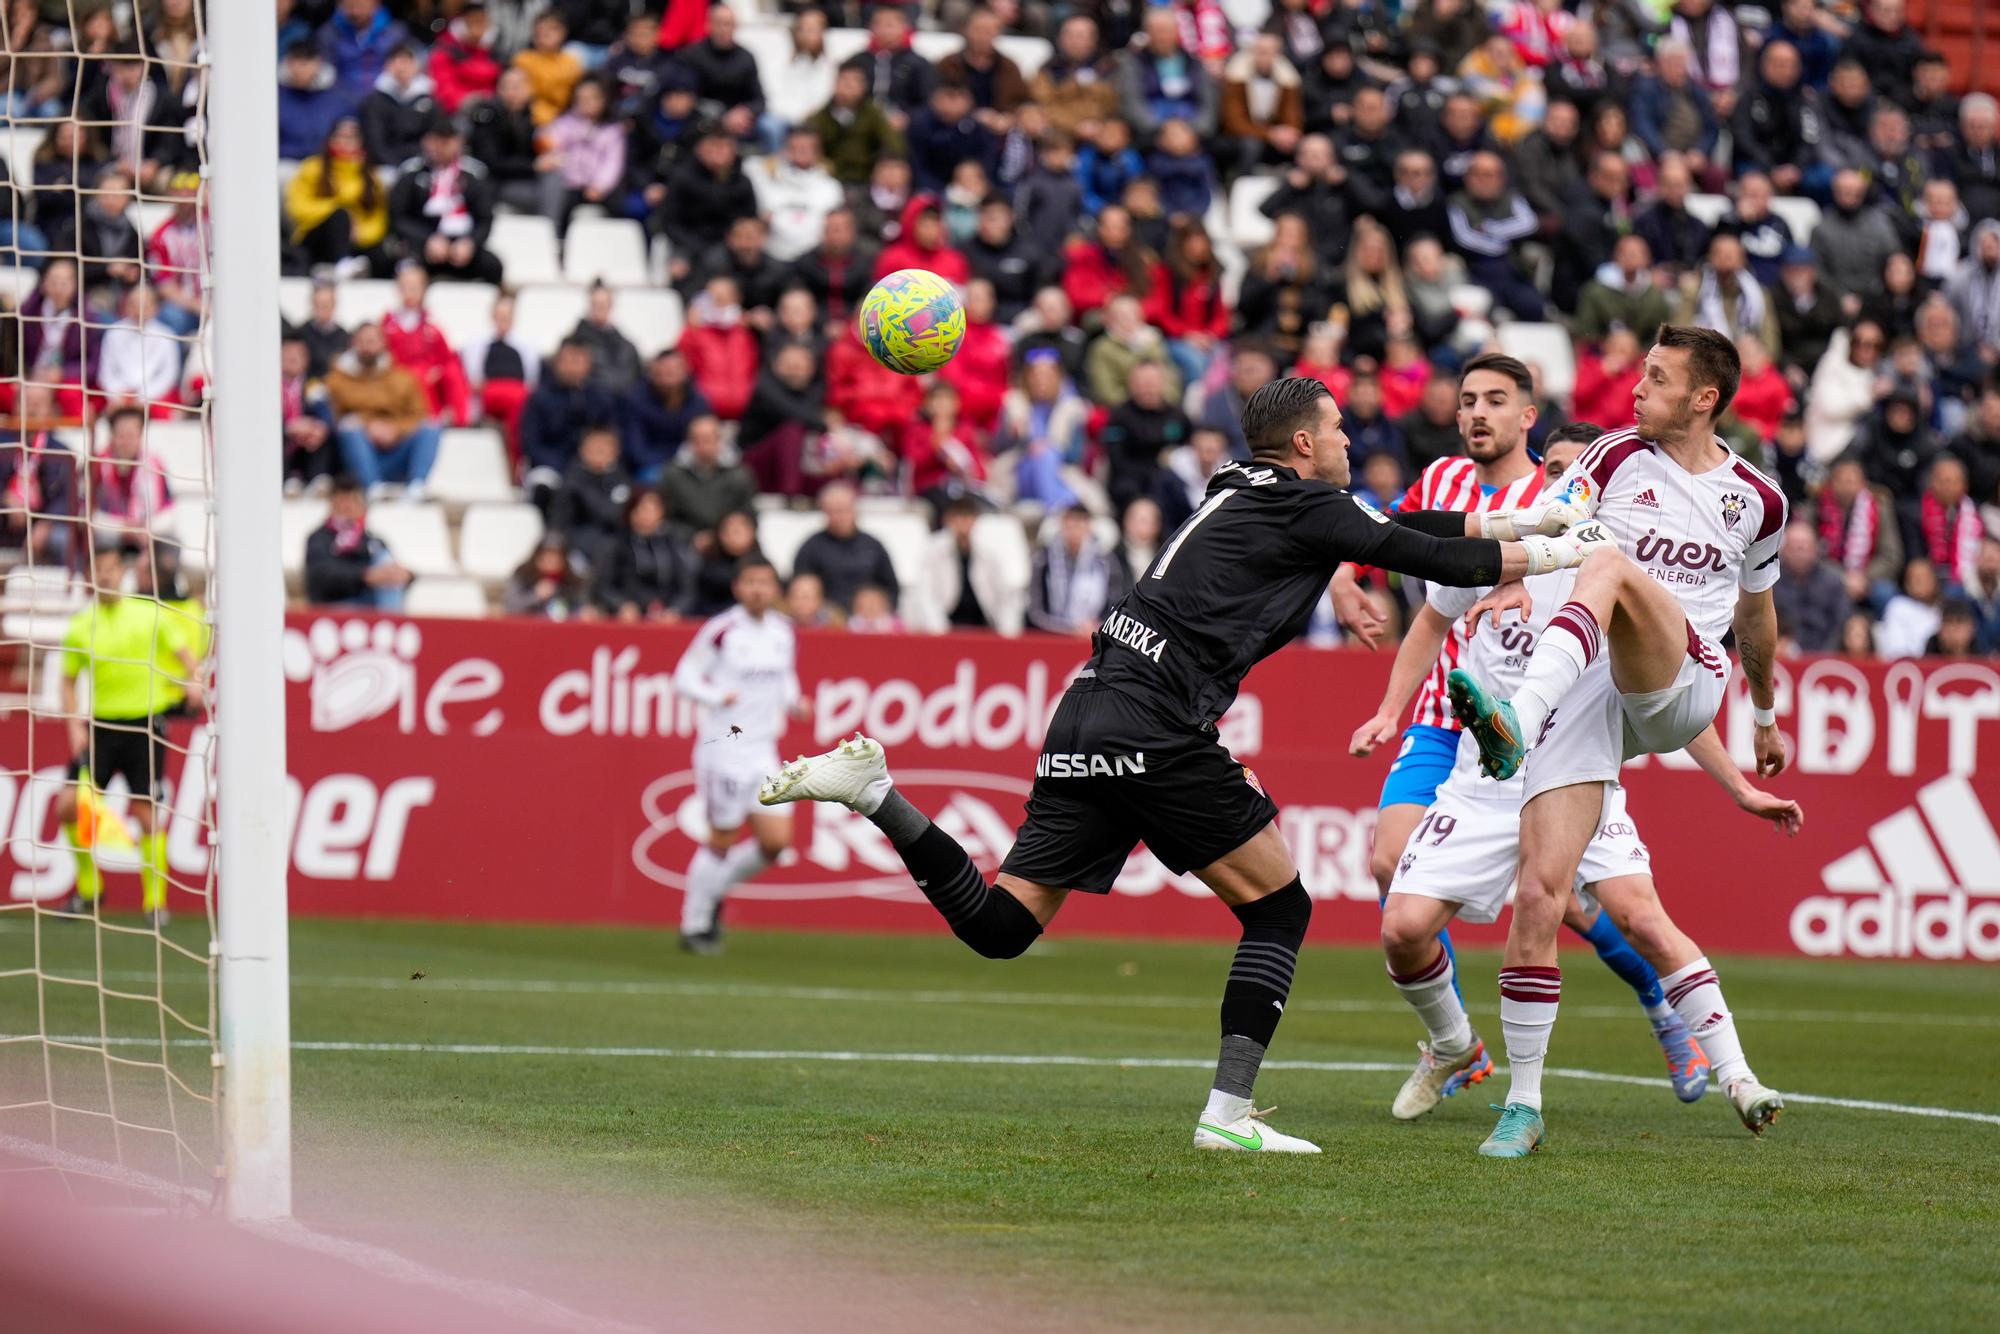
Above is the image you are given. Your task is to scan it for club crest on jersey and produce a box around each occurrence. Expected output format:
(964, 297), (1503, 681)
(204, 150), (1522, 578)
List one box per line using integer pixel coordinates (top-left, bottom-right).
(1350, 494), (1390, 524)
(1242, 766), (1267, 796)
(1719, 492), (1748, 530)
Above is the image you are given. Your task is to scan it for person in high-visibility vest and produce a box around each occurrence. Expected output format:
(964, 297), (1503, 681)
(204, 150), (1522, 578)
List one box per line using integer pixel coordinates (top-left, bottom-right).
(55, 540), (204, 927)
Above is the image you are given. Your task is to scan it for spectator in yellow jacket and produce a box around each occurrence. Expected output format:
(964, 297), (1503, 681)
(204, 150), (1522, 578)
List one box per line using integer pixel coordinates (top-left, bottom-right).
(512, 10), (584, 126)
(284, 117), (391, 277)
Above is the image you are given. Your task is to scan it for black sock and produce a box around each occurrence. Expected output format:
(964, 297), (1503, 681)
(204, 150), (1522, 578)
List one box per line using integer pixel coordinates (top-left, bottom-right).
(1213, 878), (1311, 1098)
(869, 801), (1042, 960)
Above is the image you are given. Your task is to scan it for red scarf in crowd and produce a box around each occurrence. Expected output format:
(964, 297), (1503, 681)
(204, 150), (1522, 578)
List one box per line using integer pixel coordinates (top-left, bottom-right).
(1921, 492), (1982, 583)
(1818, 486), (1878, 573)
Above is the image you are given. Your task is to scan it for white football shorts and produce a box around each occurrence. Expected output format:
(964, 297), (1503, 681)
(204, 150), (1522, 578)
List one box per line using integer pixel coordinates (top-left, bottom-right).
(1522, 625), (1730, 802)
(697, 743), (783, 831)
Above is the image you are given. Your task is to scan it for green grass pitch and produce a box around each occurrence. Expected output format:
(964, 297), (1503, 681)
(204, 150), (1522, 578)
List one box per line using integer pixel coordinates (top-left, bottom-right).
(8, 917), (1999, 1330)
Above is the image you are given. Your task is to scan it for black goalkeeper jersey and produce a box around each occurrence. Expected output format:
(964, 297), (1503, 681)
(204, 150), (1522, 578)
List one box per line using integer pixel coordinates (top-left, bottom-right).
(1084, 460), (1505, 730)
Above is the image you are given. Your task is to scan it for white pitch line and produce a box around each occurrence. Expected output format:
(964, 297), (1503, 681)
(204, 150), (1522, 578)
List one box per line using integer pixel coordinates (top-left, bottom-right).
(0, 1134), (651, 1334)
(68, 971), (2000, 1031)
(11, 1037), (1999, 1127)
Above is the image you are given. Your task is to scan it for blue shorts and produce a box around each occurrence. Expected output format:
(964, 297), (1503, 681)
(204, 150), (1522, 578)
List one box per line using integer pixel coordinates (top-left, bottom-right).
(1376, 724), (1460, 810)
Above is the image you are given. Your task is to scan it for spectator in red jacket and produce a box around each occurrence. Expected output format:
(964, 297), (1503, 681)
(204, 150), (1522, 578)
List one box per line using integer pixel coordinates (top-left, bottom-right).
(381, 263), (472, 426)
(938, 278), (1010, 434)
(1729, 333), (1795, 445)
(899, 380), (990, 512)
(1062, 204), (1157, 321)
(827, 326), (926, 441)
(874, 194), (969, 284)
(429, 3), (501, 113)
(678, 275), (759, 421)
(1572, 328), (1644, 431)
(1378, 331), (1433, 419)
(1142, 217), (1229, 387)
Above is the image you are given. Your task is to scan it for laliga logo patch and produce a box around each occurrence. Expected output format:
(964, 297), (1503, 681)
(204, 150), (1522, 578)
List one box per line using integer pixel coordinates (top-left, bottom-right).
(1350, 495), (1390, 524)
(1720, 492), (1748, 530)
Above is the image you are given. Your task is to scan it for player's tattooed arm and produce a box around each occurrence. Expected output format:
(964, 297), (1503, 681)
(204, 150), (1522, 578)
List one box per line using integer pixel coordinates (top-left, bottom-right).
(1733, 587), (1787, 777)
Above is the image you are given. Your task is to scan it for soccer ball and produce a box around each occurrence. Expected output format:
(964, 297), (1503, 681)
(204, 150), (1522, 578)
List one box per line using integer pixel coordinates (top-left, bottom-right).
(858, 269), (965, 375)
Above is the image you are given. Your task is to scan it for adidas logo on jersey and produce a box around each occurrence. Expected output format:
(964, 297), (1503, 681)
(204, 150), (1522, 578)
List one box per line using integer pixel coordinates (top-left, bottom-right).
(1792, 776), (2000, 961)
(1633, 488), (1661, 509)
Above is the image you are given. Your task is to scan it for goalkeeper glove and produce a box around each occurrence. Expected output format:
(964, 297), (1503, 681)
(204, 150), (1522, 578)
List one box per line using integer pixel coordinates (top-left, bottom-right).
(1480, 477), (1598, 541)
(1520, 521), (1613, 575)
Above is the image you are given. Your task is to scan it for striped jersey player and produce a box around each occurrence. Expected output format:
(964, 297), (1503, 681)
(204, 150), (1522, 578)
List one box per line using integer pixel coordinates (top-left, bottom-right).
(1338, 356), (1701, 1102)
(1447, 326), (1790, 1158)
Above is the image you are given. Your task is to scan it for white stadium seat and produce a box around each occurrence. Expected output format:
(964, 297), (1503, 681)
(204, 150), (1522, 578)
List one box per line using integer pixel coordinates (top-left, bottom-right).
(820, 26), (871, 65)
(1, 124), (45, 185)
(143, 419), (207, 496)
(457, 502), (545, 585)
(424, 281), (501, 351)
(429, 428), (516, 509)
(1496, 322), (1578, 401)
(1685, 193), (1732, 228)
(609, 286), (684, 359)
(1228, 176), (1280, 250)
(996, 35), (1054, 79)
(489, 213), (562, 287)
(513, 284), (590, 357)
(171, 502), (214, 572)
(277, 276), (314, 326)
(753, 509), (824, 579)
(1770, 195), (1822, 247)
(1448, 284), (1495, 319)
(364, 501), (459, 578)
(280, 499), (330, 578)
(404, 576), (490, 618)
(0, 264), (39, 308)
(333, 278), (398, 330)
(563, 216), (650, 288)
(867, 511), (936, 604)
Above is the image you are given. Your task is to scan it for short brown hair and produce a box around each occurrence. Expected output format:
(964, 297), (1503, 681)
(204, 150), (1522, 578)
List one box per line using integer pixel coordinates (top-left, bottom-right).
(1655, 324), (1742, 418)
(1241, 376), (1332, 461)
(1457, 352), (1533, 397)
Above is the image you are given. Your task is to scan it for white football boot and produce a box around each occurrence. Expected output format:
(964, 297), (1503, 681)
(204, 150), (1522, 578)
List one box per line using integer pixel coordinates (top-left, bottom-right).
(758, 734), (893, 813)
(1726, 1077), (1785, 1135)
(1391, 1035), (1493, 1120)
(1194, 1107), (1322, 1154)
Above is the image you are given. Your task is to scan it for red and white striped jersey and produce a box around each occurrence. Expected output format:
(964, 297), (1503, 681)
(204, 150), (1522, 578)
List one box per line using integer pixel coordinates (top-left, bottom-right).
(1388, 456), (1546, 731)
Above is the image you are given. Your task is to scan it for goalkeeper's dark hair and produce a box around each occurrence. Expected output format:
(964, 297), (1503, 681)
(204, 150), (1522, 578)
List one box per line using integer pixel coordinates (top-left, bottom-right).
(1242, 376), (1333, 462)
(1546, 422), (1606, 448)
(1458, 352), (1534, 397)
(1655, 324), (1742, 418)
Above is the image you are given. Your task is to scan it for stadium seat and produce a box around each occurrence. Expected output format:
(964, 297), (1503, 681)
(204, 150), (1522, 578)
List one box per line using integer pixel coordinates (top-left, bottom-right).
(144, 419), (208, 496)
(1448, 284), (1495, 318)
(1685, 193), (1732, 228)
(0, 564), (79, 658)
(425, 281), (501, 351)
(563, 217), (650, 287)
(0, 265), (37, 308)
(280, 499), (330, 579)
(276, 276), (313, 326)
(130, 199), (173, 242)
(910, 31), (962, 63)
(995, 35), (1054, 78)
(868, 511), (935, 600)
(170, 503), (214, 572)
(1228, 176), (1281, 250)
(1770, 195), (1822, 247)
(1496, 322), (1578, 401)
(456, 502), (545, 585)
(820, 26), (871, 66)
(736, 24), (792, 96)
(364, 501), (459, 578)
(488, 214), (562, 287)
(513, 285), (590, 357)
(404, 576), (490, 618)
(428, 428), (515, 510)
(0, 124), (45, 184)
(752, 510), (825, 579)
(610, 287), (684, 359)
(334, 278), (398, 330)
(971, 513), (1032, 588)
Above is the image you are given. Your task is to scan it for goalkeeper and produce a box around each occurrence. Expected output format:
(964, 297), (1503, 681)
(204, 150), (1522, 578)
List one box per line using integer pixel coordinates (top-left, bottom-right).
(55, 540), (204, 925)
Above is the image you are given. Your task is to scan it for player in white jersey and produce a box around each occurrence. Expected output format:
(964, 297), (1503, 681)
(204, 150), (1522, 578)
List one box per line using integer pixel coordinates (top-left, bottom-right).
(670, 559), (809, 954)
(1446, 326), (1790, 1157)
(1375, 431), (1804, 1126)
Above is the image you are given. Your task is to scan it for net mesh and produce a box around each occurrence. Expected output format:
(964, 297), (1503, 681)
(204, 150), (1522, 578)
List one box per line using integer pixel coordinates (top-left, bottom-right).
(0, 0), (220, 1207)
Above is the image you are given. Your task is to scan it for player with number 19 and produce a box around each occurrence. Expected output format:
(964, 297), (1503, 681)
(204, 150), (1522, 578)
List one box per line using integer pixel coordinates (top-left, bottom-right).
(759, 377), (1606, 1154)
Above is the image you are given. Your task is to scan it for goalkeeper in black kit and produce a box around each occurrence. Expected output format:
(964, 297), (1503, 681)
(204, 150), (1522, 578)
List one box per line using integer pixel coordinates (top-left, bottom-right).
(759, 378), (1606, 1153)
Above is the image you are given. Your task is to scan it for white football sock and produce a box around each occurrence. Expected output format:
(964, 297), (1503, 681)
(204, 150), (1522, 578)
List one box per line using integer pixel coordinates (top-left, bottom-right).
(1498, 966), (1561, 1111)
(1510, 601), (1602, 741)
(719, 840), (772, 891)
(682, 847), (726, 935)
(1203, 1089), (1253, 1123)
(1388, 947), (1473, 1055)
(1663, 956), (1752, 1086)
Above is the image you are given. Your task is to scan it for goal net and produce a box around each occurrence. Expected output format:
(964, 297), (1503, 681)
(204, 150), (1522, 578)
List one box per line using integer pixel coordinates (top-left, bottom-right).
(0, 0), (286, 1216)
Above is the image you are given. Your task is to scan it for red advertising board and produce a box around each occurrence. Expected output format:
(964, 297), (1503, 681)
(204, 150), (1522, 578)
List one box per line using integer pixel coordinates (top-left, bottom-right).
(3, 613), (1997, 961)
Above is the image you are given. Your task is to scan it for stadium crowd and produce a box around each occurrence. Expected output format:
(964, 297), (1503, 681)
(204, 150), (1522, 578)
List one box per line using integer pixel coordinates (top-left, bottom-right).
(1, 0), (1999, 659)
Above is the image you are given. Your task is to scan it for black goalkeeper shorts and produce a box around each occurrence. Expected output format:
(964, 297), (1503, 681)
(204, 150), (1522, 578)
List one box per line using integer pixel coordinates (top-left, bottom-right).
(67, 717), (168, 799)
(999, 682), (1279, 894)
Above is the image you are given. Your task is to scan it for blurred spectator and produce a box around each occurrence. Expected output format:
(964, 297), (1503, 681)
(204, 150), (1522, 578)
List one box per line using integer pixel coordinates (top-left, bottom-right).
(1143, 219), (1228, 388)
(18, 259), (95, 403)
(0, 385), (76, 564)
(1631, 43), (1718, 175)
(504, 539), (595, 620)
(786, 570), (841, 629)
(1915, 180), (1967, 289)
(1342, 374), (1407, 476)
(383, 264), (472, 428)
(753, 128), (845, 264)
(1121, 8), (1218, 141)
(89, 405), (173, 540)
(537, 76), (625, 237)
(1915, 301), (1983, 438)
(1197, 344), (1279, 459)
(810, 65), (907, 188)
(145, 176), (206, 338)
(1966, 539), (2000, 649)
(968, 195), (1054, 324)
(1429, 93), (1496, 194)
(827, 325), (926, 442)
(1115, 497), (1163, 586)
(690, 509), (766, 617)
(1399, 373), (1464, 474)
(1770, 0), (1842, 89)
(388, 118), (502, 283)
(1878, 558), (1943, 659)
(1146, 118), (1216, 222)
(1734, 43), (1814, 196)
(794, 482), (898, 612)
(1847, 0), (1928, 107)
(766, 9), (839, 135)
(1817, 453), (1905, 611)
(87, 50), (193, 188)
(660, 415), (756, 537)
(1675, 233), (1779, 351)
(1515, 96), (1582, 223)
(285, 117), (392, 278)
(1032, 18), (1118, 142)
(741, 344), (827, 456)
(1855, 389), (1942, 527)
(939, 280), (1011, 433)
(602, 14), (677, 122)
(1262, 134), (1358, 270)
(1335, 219), (1412, 364)
(320, 0), (413, 104)
(96, 286), (183, 412)
(1221, 32), (1303, 176)
(594, 490), (697, 624)
(791, 208), (875, 328)
(1944, 220), (2000, 355)
(279, 42), (353, 164)
(847, 6), (935, 130)
(938, 7), (1027, 119)
(550, 424), (634, 569)
(1458, 32), (1546, 147)
(1085, 295), (1179, 408)
(1773, 520), (1851, 652)
(1818, 59), (1878, 179)
(1839, 610), (1878, 657)
(909, 81), (997, 195)
(281, 336), (337, 493)
(305, 475), (412, 611)
(460, 293), (538, 454)
(327, 322), (439, 497)
(520, 338), (616, 500)
(1237, 213), (1328, 361)
(680, 4), (769, 148)
(467, 68), (542, 214)
(1014, 286), (1089, 382)
(626, 353), (713, 485)
(1864, 251), (1924, 343)
(429, 2), (501, 114)
(1028, 504), (1122, 635)
(658, 128), (759, 279)
(1448, 151), (1543, 319)
(994, 349), (1093, 509)
(1948, 96), (2000, 224)
(848, 584), (906, 633)
(1918, 454), (1982, 590)
(360, 44), (439, 168)
(680, 277), (759, 421)
(1927, 599), (1982, 656)
(1774, 246), (1843, 379)
(567, 283), (642, 398)
(1951, 387), (2000, 505)
(294, 280), (350, 380)
(1730, 335), (1795, 445)
(1153, 425), (1229, 531)
(1335, 85), (1405, 208)
(1805, 324), (1889, 464)
(1573, 328), (1645, 430)
(1815, 169), (1902, 303)
(877, 194), (970, 284)
(513, 11), (583, 127)
(1014, 132), (1085, 256)
(1721, 173), (1795, 291)
(1102, 359), (1192, 511)
(1380, 332), (1434, 418)
(1409, 0), (1488, 69)
(910, 494), (1028, 634)
(900, 381), (991, 512)
(1634, 153), (1710, 276)
(695, 215), (790, 322)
